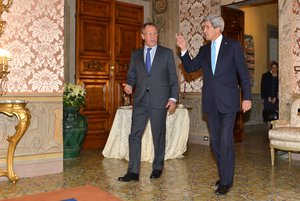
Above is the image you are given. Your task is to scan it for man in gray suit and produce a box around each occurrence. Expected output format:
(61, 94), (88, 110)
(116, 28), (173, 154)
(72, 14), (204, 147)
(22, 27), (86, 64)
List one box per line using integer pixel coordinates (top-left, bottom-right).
(118, 22), (179, 182)
(176, 15), (252, 195)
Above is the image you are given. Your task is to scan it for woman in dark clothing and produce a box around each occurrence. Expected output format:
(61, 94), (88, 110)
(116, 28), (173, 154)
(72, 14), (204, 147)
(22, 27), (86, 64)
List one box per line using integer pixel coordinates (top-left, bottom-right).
(261, 61), (279, 126)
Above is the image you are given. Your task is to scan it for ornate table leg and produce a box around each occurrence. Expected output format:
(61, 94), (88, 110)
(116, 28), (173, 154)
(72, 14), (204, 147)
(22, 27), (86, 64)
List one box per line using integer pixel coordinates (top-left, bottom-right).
(0, 100), (31, 183)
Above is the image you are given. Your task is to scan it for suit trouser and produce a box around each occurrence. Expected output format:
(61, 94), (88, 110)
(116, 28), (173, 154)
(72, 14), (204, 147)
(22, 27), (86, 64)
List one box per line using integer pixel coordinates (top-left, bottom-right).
(206, 100), (236, 186)
(128, 92), (167, 174)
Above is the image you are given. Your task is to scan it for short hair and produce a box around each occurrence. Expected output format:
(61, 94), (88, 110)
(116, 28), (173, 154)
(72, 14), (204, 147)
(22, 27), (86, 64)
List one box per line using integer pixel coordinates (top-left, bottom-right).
(269, 61), (278, 68)
(204, 15), (225, 32)
(141, 22), (158, 33)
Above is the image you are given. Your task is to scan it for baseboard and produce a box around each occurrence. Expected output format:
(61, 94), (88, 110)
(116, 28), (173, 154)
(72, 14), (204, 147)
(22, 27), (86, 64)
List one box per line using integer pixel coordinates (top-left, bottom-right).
(245, 123), (268, 132)
(188, 130), (210, 146)
(0, 153), (63, 181)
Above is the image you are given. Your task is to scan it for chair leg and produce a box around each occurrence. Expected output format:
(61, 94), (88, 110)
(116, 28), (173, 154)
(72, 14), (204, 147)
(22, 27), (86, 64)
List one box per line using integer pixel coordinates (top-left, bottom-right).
(288, 152), (292, 163)
(270, 146), (275, 166)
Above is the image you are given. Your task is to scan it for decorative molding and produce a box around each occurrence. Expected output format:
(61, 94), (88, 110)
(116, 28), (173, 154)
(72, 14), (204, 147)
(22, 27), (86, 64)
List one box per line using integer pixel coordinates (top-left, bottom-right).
(86, 60), (104, 72)
(0, 100), (62, 157)
(179, 93), (209, 145)
(180, 93), (265, 144)
(220, 0), (246, 6)
(154, 0), (167, 13)
(153, 0), (167, 45)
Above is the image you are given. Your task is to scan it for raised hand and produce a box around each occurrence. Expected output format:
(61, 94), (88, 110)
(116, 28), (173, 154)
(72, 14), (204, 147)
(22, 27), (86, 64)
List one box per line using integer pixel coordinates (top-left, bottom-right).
(176, 33), (187, 51)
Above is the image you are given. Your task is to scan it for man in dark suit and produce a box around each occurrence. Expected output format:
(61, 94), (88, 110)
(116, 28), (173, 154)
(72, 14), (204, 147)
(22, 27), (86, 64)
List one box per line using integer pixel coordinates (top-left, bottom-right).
(176, 15), (252, 195)
(118, 22), (179, 182)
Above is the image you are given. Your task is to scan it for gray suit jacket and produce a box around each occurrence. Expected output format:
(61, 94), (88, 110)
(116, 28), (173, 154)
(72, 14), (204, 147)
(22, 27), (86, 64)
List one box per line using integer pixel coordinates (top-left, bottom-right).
(127, 45), (179, 108)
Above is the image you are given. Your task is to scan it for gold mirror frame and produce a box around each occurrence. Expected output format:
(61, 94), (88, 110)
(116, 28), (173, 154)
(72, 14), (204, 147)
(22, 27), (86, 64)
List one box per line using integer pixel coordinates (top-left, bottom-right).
(0, 0), (13, 37)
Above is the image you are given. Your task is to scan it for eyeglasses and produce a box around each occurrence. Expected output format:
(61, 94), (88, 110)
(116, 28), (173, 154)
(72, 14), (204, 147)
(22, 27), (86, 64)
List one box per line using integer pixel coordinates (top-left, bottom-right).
(143, 32), (158, 36)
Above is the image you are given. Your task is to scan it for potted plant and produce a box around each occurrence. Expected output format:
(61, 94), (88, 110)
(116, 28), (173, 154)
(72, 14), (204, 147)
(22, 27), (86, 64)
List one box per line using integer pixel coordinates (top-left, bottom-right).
(63, 83), (88, 159)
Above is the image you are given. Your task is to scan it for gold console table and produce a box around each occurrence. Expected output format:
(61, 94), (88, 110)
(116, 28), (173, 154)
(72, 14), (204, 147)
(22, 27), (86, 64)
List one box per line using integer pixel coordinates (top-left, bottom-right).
(0, 100), (31, 183)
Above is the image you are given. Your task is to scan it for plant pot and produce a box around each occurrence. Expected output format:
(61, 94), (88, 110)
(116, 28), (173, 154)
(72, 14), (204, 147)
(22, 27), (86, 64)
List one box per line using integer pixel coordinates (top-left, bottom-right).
(63, 106), (88, 159)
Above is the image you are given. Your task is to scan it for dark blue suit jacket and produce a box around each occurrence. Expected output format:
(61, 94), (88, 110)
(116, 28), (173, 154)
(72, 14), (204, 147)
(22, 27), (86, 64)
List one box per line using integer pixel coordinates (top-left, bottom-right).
(180, 36), (251, 113)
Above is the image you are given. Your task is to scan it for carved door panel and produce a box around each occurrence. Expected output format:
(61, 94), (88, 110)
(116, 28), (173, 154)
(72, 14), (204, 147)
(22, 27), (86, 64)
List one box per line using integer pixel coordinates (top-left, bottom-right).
(221, 6), (245, 143)
(114, 1), (143, 112)
(76, 0), (143, 149)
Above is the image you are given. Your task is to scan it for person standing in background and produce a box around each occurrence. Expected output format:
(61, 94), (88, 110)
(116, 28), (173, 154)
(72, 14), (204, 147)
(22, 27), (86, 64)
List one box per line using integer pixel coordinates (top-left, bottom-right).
(176, 15), (252, 195)
(261, 61), (279, 128)
(118, 22), (179, 182)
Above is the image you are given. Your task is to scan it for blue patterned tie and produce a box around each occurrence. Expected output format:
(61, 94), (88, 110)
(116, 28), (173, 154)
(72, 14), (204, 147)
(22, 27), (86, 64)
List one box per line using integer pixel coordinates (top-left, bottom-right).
(146, 47), (152, 73)
(211, 41), (216, 74)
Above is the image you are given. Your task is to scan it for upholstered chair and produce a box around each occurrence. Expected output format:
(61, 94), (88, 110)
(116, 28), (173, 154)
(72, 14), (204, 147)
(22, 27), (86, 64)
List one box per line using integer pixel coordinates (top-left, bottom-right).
(268, 98), (300, 166)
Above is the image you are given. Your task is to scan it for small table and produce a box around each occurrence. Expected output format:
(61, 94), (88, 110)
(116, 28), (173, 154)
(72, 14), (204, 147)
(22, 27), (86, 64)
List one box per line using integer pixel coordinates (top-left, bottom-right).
(0, 100), (31, 183)
(102, 106), (190, 163)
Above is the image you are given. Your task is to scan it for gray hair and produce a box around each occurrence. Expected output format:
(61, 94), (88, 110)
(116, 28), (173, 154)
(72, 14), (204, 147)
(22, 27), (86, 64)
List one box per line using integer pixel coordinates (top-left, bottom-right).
(204, 15), (225, 32)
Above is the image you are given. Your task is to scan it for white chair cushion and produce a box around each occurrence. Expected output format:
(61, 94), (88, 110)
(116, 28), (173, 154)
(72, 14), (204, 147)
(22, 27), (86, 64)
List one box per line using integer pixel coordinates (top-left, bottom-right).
(270, 139), (300, 150)
(269, 127), (300, 142)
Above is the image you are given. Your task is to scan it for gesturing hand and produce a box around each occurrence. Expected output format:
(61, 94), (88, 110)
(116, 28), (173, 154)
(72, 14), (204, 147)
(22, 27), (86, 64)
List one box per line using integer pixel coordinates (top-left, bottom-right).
(122, 83), (132, 94)
(176, 33), (187, 51)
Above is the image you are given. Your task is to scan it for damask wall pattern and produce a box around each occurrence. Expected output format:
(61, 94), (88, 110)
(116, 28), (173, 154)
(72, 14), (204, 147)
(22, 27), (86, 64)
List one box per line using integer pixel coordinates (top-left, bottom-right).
(179, 0), (210, 93)
(0, 0), (64, 93)
(293, 0), (300, 94)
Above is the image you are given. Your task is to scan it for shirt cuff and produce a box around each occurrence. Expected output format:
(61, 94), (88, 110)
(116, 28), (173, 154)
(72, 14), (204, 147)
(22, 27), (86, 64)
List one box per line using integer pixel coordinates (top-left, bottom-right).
(169, 98), (177, 103)
(181, 50), (187, 56)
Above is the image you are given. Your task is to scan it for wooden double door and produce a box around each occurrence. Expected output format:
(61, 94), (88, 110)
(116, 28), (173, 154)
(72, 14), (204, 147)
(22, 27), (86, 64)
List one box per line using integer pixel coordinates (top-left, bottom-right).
(75, 0), (143, 149)
(222, 6), (245, 142)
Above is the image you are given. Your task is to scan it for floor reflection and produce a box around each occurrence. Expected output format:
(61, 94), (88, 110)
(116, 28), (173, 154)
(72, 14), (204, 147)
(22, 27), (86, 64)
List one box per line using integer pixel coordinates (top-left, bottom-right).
(1, 129), (300, 200)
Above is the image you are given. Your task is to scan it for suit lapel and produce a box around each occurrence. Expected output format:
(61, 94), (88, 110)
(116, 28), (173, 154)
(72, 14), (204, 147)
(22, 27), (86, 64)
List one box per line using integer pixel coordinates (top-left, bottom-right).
(138, 47), (147, 73)
(150, 45), (161, 73)
(215, 37), (228, 74)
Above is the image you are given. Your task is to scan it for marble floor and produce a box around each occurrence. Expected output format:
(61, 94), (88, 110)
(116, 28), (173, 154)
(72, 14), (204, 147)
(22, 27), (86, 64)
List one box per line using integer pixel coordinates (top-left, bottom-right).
(1, 128), (300, 200)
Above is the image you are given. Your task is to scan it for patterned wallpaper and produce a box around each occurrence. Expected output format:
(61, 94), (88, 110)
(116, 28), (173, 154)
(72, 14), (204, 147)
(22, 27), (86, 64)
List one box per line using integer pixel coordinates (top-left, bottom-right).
(293, 0), (300, 93)
(0, 0), (64, 93)
(179, 0), (210, 93)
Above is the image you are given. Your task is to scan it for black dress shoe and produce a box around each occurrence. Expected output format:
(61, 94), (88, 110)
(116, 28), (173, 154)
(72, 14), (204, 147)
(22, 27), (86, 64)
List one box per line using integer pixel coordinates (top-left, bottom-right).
(215, 184), (231, 195)
(118, 172), (139, 182)
(150, 170), (162, 179)
(215, 180), (232, 189)
(214, 180), (220, 190)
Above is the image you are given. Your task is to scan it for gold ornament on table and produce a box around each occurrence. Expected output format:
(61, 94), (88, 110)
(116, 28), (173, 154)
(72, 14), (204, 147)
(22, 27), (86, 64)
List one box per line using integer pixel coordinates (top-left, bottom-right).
(0, 48), (11, 95)
(0, 0), (13, 37)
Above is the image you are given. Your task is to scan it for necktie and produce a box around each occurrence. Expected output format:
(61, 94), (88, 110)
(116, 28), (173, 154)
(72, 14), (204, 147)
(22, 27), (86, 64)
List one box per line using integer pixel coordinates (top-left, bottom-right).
(146, 47), (152, 73)
(211, 41), (216, 74)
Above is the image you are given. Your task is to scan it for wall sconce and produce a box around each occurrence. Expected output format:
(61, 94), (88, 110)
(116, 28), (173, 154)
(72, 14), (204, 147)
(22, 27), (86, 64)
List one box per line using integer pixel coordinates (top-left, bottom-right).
(0, 48), (11, 95)
(0, 0), (13, 37)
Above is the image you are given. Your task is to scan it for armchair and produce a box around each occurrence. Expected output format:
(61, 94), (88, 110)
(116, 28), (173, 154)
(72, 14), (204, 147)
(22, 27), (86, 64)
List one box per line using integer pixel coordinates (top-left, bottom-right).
(268, 98), (300, 166)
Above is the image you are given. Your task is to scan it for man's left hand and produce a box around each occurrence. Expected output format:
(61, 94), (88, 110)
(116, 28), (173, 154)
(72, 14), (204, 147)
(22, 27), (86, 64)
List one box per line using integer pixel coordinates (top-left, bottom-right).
(166, 100), (176, 114)
(242, 100), (252, 113)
